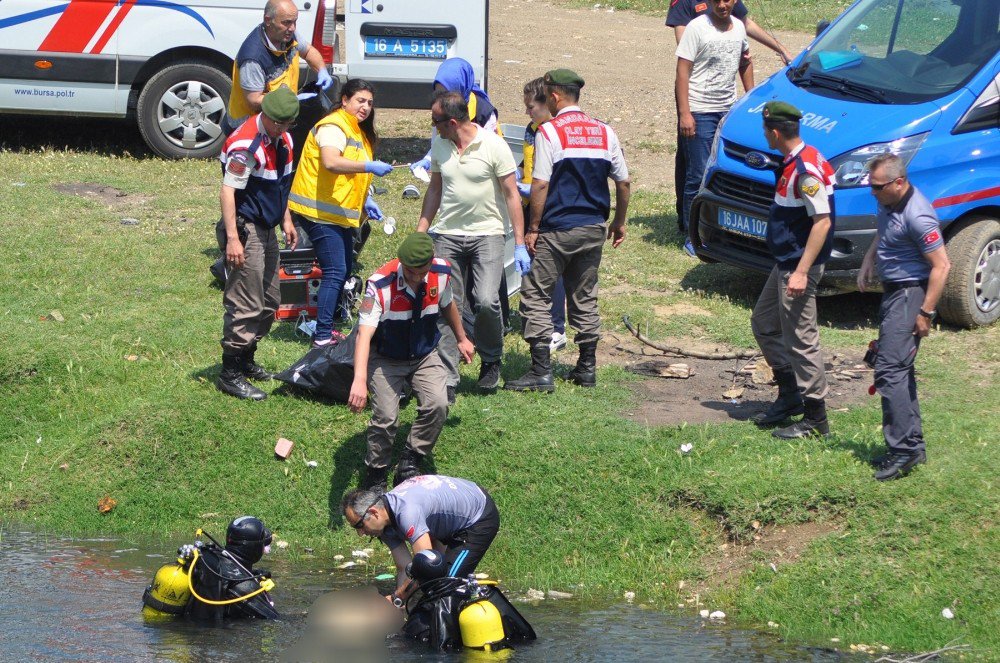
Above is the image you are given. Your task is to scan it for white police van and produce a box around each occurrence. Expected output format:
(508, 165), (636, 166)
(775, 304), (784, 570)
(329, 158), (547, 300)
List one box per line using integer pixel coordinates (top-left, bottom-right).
(0, 0), (488, 159)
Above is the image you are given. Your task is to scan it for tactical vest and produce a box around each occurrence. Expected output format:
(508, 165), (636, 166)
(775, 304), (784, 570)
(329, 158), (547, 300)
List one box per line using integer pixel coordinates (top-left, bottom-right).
(369, 258), (452, 360)
(538, 110), (613, 231)
(288, 109), (373, 227)
(767, 144), (836, 270)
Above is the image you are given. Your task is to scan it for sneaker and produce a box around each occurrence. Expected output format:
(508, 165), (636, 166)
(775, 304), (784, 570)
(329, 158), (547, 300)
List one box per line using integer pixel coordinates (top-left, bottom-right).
(873, 450), (926, 481)
(549, 332), (567, 352)
(683, 239), (697, 258)
(477, 361), (502, 391)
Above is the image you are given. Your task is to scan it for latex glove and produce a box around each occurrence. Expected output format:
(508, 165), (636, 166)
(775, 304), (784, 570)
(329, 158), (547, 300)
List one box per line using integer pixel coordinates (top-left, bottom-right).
(364, 195), (383, 221)
(515, 167), (524, 180)
(410, 157), (431, 175)
(516, 181), (531, 198)
(316, 68), (333, 90)
(365, 160), (394, 177)
(296, 91), (317, 102)
(514, 244), (532, 275)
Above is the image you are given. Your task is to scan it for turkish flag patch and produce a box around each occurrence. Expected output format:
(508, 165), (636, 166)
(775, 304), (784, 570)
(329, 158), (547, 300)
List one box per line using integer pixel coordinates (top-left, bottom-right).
(406, 525), (415, 539)
(694, 2), (707, 11)
(924, 230), (941, 245)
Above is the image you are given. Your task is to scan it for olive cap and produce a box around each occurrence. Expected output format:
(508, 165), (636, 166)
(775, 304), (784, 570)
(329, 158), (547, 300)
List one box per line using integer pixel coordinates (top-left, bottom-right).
(762, 101), (802, 123)
(260, 86), (300, 122)
(544, 68), (585, 88)
(397, 232), (434, 267)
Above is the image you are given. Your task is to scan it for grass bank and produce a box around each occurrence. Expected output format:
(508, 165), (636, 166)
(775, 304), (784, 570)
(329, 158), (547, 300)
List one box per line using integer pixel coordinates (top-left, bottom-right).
(1, 142), (997, 658)
(561, 0), (854, 34)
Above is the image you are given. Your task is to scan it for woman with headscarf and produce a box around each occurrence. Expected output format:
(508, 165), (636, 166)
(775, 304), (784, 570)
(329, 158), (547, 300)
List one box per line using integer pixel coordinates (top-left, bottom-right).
(408, 57), (499, 176)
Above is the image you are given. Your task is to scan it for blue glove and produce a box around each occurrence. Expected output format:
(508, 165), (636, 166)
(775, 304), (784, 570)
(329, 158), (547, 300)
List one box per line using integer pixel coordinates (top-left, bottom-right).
(516, 181), (531, 198)
(515, 167), (524, 180)
(364, 195), (383, 221)
(514, 244), (532, 275)
(364, 160), (394, 177)
(296, 91), (317, 102)
(316, 68), (333, 90)
(410, 157), (431, 174)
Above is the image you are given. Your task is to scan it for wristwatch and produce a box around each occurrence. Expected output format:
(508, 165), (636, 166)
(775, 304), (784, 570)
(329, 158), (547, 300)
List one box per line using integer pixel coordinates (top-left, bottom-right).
(918, 308), (936, 320)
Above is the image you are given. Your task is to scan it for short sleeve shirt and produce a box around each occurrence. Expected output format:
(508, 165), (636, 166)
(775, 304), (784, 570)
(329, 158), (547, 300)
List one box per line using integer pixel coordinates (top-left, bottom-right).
(358, 266), (454, 328)
(531, 107), (629, 183)
(379, 475), (487, 550)
(675, 15), (750, 114)
(239, 30), (310, 91)
(429, 127), (517, 236)
(666, 0), (748, 27)
(876, 187), (944, 283)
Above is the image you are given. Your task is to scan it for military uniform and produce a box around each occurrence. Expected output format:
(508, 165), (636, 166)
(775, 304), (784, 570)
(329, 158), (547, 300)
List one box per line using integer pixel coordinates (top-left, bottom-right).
(873, 186), (943, 456)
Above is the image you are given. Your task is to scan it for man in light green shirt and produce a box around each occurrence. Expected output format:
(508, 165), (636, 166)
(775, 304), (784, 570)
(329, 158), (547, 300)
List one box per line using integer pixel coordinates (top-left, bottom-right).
(417, 90), (528, 398)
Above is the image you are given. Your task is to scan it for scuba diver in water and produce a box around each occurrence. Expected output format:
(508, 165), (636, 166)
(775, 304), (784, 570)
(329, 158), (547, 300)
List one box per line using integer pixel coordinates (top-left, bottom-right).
(141, 516), (279, 623)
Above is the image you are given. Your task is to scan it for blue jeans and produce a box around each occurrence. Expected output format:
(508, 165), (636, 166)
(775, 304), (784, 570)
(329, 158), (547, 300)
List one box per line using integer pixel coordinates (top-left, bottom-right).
(298, 216), (354, 342)
(679, 111), (724, 233)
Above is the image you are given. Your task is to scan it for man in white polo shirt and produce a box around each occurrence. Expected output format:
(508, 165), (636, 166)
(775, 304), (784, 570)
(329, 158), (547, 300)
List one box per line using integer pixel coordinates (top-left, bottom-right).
(417, 90), (529, 400)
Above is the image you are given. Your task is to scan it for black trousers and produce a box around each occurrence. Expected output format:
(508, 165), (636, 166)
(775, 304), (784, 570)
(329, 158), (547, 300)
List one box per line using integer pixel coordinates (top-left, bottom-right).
(442, 491), (500, 578)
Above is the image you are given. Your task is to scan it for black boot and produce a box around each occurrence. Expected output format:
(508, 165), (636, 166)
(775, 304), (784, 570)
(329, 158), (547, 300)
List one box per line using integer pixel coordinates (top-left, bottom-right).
(216, 353), (267, 400)
(242, 344), (274, 381)
(393, 448), (425, 486)
(360, 465), (388, 493)
(773, 397), (829, 439)
(503, 344), (555, 392)
(752, 368), (804, 426)
(568, 341), (597, 387)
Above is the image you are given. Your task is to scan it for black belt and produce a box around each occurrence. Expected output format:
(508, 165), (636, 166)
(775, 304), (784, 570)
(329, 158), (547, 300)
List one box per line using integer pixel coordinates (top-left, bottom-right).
(883, 279), (927, 293)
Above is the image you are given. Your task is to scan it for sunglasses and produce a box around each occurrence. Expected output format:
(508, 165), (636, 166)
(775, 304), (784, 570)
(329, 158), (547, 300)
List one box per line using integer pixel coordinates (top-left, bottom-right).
(267, 117), (297, 130)
(869, 178), (898, 191)
(431, 115), (449, 127)
(350, 496), (383, 530)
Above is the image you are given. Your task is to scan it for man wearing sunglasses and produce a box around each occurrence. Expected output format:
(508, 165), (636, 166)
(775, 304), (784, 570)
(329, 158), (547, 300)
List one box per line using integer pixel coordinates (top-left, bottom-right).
(341, 475), (500, 606)
(857, 153), (950, 481)
(750, 101), (836, 439)
(216, 86), (300, 400)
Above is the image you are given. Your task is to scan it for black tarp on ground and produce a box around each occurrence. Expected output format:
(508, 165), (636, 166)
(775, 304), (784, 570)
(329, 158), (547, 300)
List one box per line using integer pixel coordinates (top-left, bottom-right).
(274, 330), (356, 403)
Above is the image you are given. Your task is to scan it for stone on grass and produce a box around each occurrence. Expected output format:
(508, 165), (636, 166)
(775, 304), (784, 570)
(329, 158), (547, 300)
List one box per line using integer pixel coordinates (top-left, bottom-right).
(526, 588), (545, 601)
(709, 610), (726, 620)
(547, 590), (573, 600)
(941, 607), (954, 619)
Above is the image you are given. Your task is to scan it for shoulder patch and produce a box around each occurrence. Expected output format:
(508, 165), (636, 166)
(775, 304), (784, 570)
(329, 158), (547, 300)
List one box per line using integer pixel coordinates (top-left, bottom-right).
(405, 525), (415, 540)
(923, 229), (941, 246)
(360, 296), (375, 315)
(798, 175), (821, 197)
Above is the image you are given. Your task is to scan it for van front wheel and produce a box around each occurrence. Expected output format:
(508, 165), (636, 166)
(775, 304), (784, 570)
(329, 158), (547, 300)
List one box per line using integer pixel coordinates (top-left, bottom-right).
(137, 62), (231, 159)
(939, 216), (1000, 328)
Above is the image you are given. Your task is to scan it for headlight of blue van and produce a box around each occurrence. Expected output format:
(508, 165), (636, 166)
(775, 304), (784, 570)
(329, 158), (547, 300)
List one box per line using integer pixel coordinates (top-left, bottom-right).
(829, 133), (928, 188)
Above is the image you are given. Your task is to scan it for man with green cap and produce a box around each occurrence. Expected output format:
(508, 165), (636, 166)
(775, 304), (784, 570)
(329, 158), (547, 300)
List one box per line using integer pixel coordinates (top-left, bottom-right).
(750, 100), (836, 438)
(506, 68), (630, 392)
(348, 233), (476, 491)
(216, 85), (300, 400)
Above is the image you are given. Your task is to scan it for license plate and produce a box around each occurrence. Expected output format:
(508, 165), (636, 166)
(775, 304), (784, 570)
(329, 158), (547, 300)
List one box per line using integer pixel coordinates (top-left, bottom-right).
(718, 208), (767, 240)
(364, 36), (448, 58)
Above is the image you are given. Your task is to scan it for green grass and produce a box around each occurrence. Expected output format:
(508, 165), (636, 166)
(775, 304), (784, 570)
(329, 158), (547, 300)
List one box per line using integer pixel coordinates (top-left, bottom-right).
(1, 141), (998, 659)
(561, 0), (856, 34)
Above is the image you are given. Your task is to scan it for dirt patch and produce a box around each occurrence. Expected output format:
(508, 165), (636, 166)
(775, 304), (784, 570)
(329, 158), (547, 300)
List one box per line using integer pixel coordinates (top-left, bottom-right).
(600, 334), (874, 426)
(689, 520), (840, 595)
(52, 182), (152, 208)
(653, 303), (712, 319)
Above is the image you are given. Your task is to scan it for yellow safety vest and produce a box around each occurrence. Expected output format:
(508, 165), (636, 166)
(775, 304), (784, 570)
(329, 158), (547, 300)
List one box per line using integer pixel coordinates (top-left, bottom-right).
(228, 34), (301, 123)
(288, 109), (374, 228)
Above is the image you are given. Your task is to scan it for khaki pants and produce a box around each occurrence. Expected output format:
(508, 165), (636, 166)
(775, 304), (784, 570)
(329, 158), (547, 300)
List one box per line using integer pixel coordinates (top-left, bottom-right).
(365, 350), (449, 469)
(751, 264), (829, 400)
(519, 223), (606, 346)
(218, 219), (280, 354)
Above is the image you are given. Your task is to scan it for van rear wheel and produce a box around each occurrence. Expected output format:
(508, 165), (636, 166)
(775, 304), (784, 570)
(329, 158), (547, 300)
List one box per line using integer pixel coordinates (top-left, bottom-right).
(939, 216), (1000, 328)
(137, 62), (230, 159)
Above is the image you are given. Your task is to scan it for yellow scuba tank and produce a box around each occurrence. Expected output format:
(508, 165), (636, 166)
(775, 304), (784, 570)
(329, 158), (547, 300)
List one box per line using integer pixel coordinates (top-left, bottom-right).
(141, 555), (192, 621)
(458, 599), (506, 651)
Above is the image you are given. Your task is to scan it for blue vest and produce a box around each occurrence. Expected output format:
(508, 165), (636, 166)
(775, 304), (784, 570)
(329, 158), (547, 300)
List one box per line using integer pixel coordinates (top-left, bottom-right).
(766, 145), (836, 270)
(221, 118), (294, 228)
(371, 260), (452, 360)
(538, 111), (614, 231)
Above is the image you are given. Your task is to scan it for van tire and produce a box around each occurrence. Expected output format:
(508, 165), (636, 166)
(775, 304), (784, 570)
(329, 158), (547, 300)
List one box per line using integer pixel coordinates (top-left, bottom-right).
(137, 62), (231, 159)
(939, 216), (1000, 328)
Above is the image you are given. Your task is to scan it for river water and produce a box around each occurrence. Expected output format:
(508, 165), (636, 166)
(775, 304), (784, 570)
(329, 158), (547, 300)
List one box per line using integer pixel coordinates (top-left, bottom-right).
(1, 529), (853, 661)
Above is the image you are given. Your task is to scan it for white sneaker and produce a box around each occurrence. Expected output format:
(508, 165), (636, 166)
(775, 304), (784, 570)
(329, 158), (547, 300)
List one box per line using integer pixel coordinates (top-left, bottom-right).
(549, 332), (567, 352)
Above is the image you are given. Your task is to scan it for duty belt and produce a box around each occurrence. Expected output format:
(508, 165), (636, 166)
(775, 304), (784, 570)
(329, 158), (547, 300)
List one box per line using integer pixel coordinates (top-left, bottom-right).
(883, 279), (927, 293)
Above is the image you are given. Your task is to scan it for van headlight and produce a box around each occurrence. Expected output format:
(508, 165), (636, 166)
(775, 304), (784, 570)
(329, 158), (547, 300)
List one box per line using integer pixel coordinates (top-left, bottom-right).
(829, 133), (928, 188)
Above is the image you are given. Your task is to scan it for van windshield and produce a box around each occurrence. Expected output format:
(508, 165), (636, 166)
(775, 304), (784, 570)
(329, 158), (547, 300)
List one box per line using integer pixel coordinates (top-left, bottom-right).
(789, 0), (1000, 104)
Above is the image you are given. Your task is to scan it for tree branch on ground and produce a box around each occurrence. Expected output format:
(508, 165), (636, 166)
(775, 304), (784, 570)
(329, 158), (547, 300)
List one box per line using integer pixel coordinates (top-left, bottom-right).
(622, 316), (758, 360)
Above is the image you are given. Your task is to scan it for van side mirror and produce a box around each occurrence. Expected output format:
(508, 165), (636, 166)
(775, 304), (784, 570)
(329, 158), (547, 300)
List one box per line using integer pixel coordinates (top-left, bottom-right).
(816, 19), (830, 37)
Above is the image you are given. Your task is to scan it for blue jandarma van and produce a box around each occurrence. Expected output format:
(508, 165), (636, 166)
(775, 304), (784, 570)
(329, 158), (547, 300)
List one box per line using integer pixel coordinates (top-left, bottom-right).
(691, 0), (1000, 328)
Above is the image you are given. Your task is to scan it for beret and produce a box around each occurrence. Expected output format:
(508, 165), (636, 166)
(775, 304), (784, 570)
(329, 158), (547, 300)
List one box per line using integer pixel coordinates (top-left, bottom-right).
(762, 101), (802, 123)
(543, 68), (585, 88)
(397, 232), (434, 267)
(260, 86), (300, 123)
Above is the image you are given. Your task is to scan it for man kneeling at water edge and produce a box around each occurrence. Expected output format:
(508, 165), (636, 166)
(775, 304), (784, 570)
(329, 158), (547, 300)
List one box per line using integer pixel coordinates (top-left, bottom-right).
(342, 475), (500, 604)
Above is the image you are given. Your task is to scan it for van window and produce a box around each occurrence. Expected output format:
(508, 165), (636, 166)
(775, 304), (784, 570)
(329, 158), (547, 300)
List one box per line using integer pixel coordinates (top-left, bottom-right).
(789, 0), (1000, 104)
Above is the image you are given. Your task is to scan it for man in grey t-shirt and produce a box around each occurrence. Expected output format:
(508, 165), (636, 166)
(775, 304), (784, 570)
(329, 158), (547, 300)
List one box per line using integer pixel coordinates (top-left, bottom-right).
(341, 475), (500, 604)
(857, 154), (951, 481)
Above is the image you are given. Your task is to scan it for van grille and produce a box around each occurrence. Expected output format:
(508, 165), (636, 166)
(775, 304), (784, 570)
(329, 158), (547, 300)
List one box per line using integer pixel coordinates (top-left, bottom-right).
(707, 172), (774, 211)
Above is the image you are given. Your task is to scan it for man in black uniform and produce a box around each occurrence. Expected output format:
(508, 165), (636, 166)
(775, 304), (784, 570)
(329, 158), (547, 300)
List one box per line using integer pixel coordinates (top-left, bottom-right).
(857, 154), (950, 481)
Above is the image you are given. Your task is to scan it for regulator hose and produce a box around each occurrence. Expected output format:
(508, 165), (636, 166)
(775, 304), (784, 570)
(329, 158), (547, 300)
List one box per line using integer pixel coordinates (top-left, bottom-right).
(185, 548), (275, 606)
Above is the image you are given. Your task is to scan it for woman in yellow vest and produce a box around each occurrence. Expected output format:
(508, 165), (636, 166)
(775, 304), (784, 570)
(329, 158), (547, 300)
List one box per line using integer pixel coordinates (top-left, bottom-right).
(289, 79), (393, 347)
